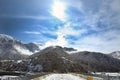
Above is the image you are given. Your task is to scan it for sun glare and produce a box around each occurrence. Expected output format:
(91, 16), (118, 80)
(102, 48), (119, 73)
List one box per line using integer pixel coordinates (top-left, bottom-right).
(52, 0), (66, 21)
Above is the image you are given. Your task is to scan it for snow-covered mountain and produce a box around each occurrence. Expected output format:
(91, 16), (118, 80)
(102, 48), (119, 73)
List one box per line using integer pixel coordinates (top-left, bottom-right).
(1, 34), (120, 72)
(109, 51), (120, 59)
(0, 34), (41, 60)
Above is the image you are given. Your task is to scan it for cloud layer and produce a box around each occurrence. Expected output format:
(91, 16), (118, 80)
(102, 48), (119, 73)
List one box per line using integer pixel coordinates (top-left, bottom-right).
(0, 0), (120, 53)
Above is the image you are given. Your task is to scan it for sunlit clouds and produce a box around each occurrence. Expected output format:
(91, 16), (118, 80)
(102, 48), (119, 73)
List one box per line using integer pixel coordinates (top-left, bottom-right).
(0, 0), (120, 53)
(51, 0), (66, 21)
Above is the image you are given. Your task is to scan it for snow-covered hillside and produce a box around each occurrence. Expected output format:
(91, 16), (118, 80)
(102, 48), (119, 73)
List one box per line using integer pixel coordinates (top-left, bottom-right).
(0, 34), (41, 60)
(109, 51), (120, 59)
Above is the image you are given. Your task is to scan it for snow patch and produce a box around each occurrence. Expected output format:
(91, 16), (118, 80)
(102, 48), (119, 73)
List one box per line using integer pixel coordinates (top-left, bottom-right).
(66, 51), (80, 54)
(105, 73), (120, 76)
(17, 60), (22, 63)
(34, 50), (40, 53)
(0, 76), (18, 80)
(92, 72), (120, 76)
(61, 57), (73, 62)
(41, 74), (86, 80)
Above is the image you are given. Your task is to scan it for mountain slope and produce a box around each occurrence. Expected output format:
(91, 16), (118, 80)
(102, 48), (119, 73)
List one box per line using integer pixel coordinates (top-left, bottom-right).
(71, 51), (120, 72)
(109, 51), (120, 59)
(30, 46), (87, 73)
(0, 34), (33, 60)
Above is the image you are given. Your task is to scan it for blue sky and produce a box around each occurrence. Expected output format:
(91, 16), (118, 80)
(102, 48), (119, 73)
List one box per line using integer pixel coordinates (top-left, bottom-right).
(0, 0), (120, 53)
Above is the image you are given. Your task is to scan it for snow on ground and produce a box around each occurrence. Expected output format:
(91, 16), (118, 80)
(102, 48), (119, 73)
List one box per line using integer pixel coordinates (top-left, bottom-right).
(31, 73), (104, 80)
(0, 76), (18, 80)
(105, 73), (120, 76)
(91, 72), (120, 76)
(40, 74), (86, 80)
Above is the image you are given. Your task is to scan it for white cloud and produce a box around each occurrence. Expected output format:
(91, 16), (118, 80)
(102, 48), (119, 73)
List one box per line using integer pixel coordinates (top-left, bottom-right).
(22, 0), (120, 53)
(44, 34), (67, 47)
(57, 23), (83, 36)
(70, 0), (120, 31)
(44, 23), (86, 47)
(23, 31), (41, 35)
(68, 29), (120, 53)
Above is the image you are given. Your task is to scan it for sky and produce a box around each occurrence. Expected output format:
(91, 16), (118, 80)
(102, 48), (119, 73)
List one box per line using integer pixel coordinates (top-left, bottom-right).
(0, 0), (120, 53)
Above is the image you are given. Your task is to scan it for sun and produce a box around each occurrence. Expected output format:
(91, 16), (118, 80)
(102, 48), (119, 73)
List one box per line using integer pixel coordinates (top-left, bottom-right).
(52, 0), (66, 21)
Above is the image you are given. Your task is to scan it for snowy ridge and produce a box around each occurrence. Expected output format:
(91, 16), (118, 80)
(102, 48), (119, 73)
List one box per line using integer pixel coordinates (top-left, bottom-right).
(0, 34), (15, 40)
(0, 34), (42, 59)
(14, 45), (33, 55)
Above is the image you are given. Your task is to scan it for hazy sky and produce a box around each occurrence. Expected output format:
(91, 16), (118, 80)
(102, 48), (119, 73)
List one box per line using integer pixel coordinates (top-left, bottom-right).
(0, 0), (120, 53)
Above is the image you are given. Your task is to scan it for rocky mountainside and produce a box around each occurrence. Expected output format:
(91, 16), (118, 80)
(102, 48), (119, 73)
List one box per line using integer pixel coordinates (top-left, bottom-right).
(29, 46), (87, 73)
(30, 46), (76, 58)
(109, 51), (120, 59)
(1, 45), (120, 73)
(29, 47), (120, 72)
(71, 51), (120, 72)
(0, 34), (41, 60)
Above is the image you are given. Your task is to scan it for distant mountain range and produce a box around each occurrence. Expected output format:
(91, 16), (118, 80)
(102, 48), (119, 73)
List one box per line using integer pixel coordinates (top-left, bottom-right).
(71, 51), (120, 72)
(0, 34), (120, 72)
(0, 34), (41, 60)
